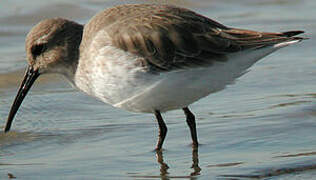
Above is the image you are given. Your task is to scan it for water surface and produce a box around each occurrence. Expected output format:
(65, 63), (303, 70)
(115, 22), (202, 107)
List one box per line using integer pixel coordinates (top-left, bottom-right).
(0, 0), (315, 179)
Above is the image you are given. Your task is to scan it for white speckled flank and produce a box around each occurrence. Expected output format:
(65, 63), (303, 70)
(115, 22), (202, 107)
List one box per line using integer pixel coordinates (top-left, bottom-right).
(76, 36), (294, 113)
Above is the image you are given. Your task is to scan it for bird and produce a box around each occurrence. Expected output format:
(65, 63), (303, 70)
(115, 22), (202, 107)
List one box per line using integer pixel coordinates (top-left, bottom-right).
(4, 4), (305, 151)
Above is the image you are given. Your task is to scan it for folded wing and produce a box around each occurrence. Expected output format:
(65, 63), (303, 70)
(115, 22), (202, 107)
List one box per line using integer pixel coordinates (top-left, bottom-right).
(102, 4), (304, 71)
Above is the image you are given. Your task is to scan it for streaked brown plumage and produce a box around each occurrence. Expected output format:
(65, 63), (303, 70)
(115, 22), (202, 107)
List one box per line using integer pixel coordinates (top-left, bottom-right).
(81, 4), (304, 71)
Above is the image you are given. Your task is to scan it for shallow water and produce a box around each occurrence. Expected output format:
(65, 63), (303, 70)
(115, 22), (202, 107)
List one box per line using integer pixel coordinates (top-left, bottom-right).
(0, 0), (316, 179)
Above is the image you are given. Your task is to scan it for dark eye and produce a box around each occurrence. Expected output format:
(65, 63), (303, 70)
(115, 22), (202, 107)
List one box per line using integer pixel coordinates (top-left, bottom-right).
(31, 44), (47, 58)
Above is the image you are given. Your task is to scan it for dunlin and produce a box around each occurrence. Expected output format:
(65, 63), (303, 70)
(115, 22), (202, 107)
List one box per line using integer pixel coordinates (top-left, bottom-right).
(4, 4), (305, 150)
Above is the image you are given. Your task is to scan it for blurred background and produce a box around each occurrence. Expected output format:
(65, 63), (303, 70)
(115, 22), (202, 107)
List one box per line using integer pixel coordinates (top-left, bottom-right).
(0, 0), (315, 179)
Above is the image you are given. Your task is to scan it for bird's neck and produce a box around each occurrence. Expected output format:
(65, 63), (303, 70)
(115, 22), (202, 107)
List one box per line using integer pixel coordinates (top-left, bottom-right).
(61, 61), (79, 84)
(60, 23), (84, 84)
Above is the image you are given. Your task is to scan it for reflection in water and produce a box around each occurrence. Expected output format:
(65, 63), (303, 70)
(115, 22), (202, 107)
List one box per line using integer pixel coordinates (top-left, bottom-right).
(155, 149), (201, 178)
(0, 131), (39, 149)
(156, 151), (169, 177)
(7, 173), (16, 179)
(130, 149), (201, 179)
(190, 149), (201, 176)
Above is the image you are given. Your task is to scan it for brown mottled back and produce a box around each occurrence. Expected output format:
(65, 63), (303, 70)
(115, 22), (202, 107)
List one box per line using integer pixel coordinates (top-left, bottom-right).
(81, 4), (304, 71)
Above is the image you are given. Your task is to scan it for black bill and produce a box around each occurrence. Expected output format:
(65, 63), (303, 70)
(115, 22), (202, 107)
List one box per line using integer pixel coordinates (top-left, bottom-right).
(4, 66), (40, 132)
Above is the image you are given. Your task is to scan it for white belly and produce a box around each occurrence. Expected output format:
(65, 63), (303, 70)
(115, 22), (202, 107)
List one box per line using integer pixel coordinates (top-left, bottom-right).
(75, 42), (283, 113)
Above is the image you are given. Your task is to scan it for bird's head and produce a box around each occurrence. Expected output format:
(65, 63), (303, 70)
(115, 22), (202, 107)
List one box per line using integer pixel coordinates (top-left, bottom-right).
(4, 18), (83, 132)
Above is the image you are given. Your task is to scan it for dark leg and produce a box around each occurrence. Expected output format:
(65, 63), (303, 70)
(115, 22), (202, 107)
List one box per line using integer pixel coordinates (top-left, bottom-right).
(183, 107), (199, 149)
(154, 110), (168, 151)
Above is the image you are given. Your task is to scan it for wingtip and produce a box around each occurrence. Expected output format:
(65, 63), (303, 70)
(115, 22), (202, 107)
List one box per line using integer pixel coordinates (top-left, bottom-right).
(282, 30), (305, 37)
(282, 31), (308, 42)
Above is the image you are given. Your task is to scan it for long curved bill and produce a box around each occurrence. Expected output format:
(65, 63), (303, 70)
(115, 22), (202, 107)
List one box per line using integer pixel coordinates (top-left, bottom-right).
(4, 66), (40, 132)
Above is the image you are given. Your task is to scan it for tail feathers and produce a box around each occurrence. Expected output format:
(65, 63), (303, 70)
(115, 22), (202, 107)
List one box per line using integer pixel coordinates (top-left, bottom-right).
(274, 31), (306, 48)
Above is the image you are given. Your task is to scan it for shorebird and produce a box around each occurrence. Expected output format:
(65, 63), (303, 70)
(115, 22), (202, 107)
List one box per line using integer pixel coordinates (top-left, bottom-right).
(4, 4), (305, 150)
